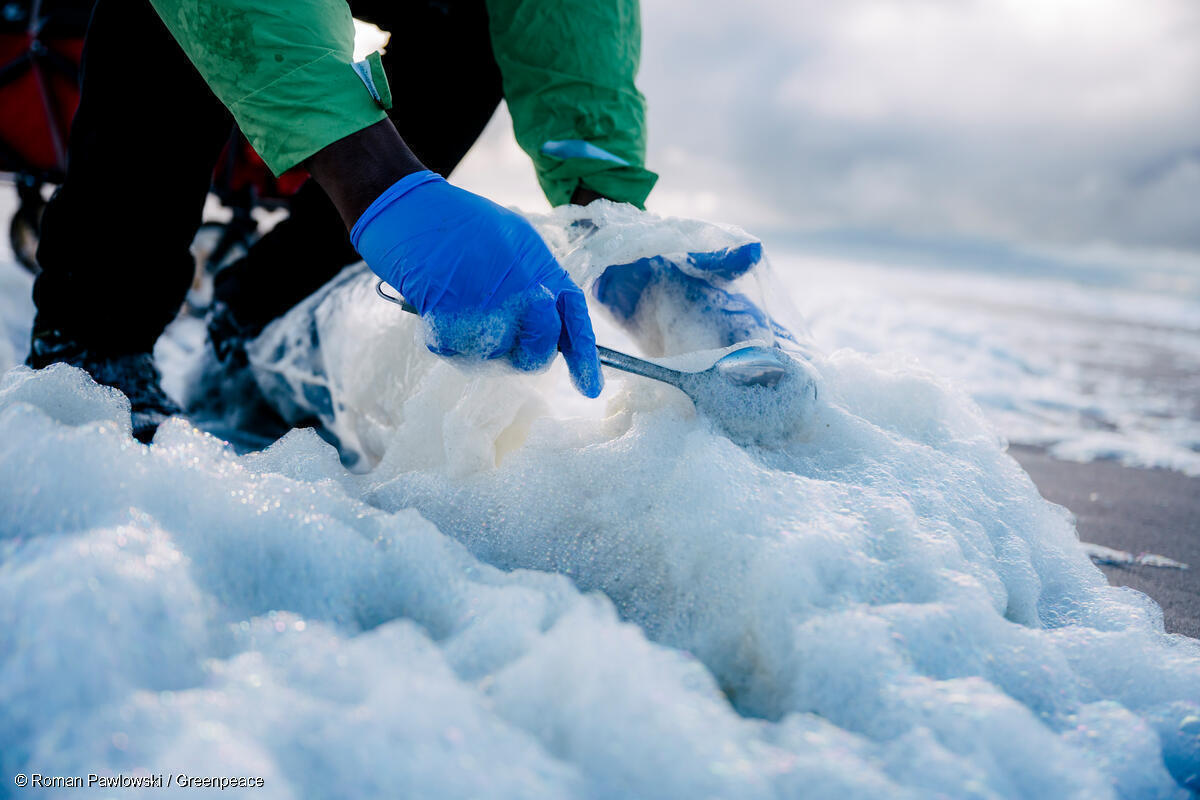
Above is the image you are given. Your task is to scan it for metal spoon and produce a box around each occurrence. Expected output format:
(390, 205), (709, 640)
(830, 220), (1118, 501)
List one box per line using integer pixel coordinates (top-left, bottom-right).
(593, 339), (788, 391)
(376, 280), (817, 444)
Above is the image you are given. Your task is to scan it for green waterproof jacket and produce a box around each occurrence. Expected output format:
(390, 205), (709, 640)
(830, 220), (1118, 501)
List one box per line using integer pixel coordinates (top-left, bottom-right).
(148, 0), (657, 207)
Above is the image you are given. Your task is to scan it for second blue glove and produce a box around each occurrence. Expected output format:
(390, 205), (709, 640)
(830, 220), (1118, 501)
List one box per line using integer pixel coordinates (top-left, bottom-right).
(350, 171), (603, 398)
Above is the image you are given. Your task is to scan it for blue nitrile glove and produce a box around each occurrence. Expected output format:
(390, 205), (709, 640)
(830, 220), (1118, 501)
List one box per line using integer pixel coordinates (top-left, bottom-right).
(592, 242), (796, 351)
(350, 171), (603, 398)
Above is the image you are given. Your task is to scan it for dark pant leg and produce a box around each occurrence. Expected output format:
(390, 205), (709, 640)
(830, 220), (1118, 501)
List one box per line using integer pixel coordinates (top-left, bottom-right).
(214, 0), (506, 329)
(32, 0), (232, 355)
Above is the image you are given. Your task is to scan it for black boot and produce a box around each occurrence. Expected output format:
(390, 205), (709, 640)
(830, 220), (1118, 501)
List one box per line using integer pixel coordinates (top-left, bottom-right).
(191, 299), (293, 446)
(205, 297), (263, 370)
(193, 298), (262, 415)
(27, 329), (182, 443)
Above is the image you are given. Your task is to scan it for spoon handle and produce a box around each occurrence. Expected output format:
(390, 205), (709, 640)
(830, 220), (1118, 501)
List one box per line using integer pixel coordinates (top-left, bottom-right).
(596, 346), (682, 387)
(377, 281), (420, 314)
(376, 280), (682, 388)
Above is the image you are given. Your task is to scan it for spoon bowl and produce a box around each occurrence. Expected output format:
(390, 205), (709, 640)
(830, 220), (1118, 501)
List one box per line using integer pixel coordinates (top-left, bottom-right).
(707, 345), (791, 389)
(599, 344), (818, 445)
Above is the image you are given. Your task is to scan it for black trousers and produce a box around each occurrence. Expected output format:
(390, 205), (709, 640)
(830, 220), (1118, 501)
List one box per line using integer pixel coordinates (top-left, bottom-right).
(32, 0), (504, 354)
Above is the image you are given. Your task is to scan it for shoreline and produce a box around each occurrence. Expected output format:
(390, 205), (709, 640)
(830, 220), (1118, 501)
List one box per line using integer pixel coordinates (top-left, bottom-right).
(1010, 444), (1199, 639)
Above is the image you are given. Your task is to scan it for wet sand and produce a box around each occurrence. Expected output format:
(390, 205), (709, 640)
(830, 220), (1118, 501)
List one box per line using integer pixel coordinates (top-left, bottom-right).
(1010, 445), (1200, 639)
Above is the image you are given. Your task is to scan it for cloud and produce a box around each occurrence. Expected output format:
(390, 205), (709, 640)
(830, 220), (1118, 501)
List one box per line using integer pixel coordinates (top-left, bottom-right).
(634, 0), (1200, 256)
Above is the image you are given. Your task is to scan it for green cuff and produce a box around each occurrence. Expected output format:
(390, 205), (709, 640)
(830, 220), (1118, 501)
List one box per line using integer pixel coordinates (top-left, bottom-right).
(535, 157), (659, 209)
(230, 51), (388, 175)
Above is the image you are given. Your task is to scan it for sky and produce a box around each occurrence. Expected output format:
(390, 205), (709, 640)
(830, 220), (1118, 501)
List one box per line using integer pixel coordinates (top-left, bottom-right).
(451, 0), (1200, 272)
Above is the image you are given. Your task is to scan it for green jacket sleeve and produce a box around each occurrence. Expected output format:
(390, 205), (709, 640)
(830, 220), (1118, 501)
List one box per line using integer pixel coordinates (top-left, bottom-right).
(148, 0), (391, 175)
(486, 0), (658, 208)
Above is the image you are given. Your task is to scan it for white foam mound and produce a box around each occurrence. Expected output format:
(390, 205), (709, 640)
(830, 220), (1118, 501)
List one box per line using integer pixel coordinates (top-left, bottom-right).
(2, 207), (1200, 798)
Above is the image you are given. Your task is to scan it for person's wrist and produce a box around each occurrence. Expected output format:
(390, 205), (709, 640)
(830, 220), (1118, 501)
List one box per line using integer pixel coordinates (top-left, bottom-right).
(570, 185), (607, 206)
(306, 119), (426, 229)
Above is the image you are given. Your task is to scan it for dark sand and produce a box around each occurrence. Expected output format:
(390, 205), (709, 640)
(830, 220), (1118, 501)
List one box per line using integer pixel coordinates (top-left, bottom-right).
(1010, 445), (1200, 639)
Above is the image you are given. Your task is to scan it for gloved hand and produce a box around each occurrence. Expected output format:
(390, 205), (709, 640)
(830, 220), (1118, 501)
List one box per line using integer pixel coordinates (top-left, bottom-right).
(592, 241), (796, 356)
(350, 170), (603, 398)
